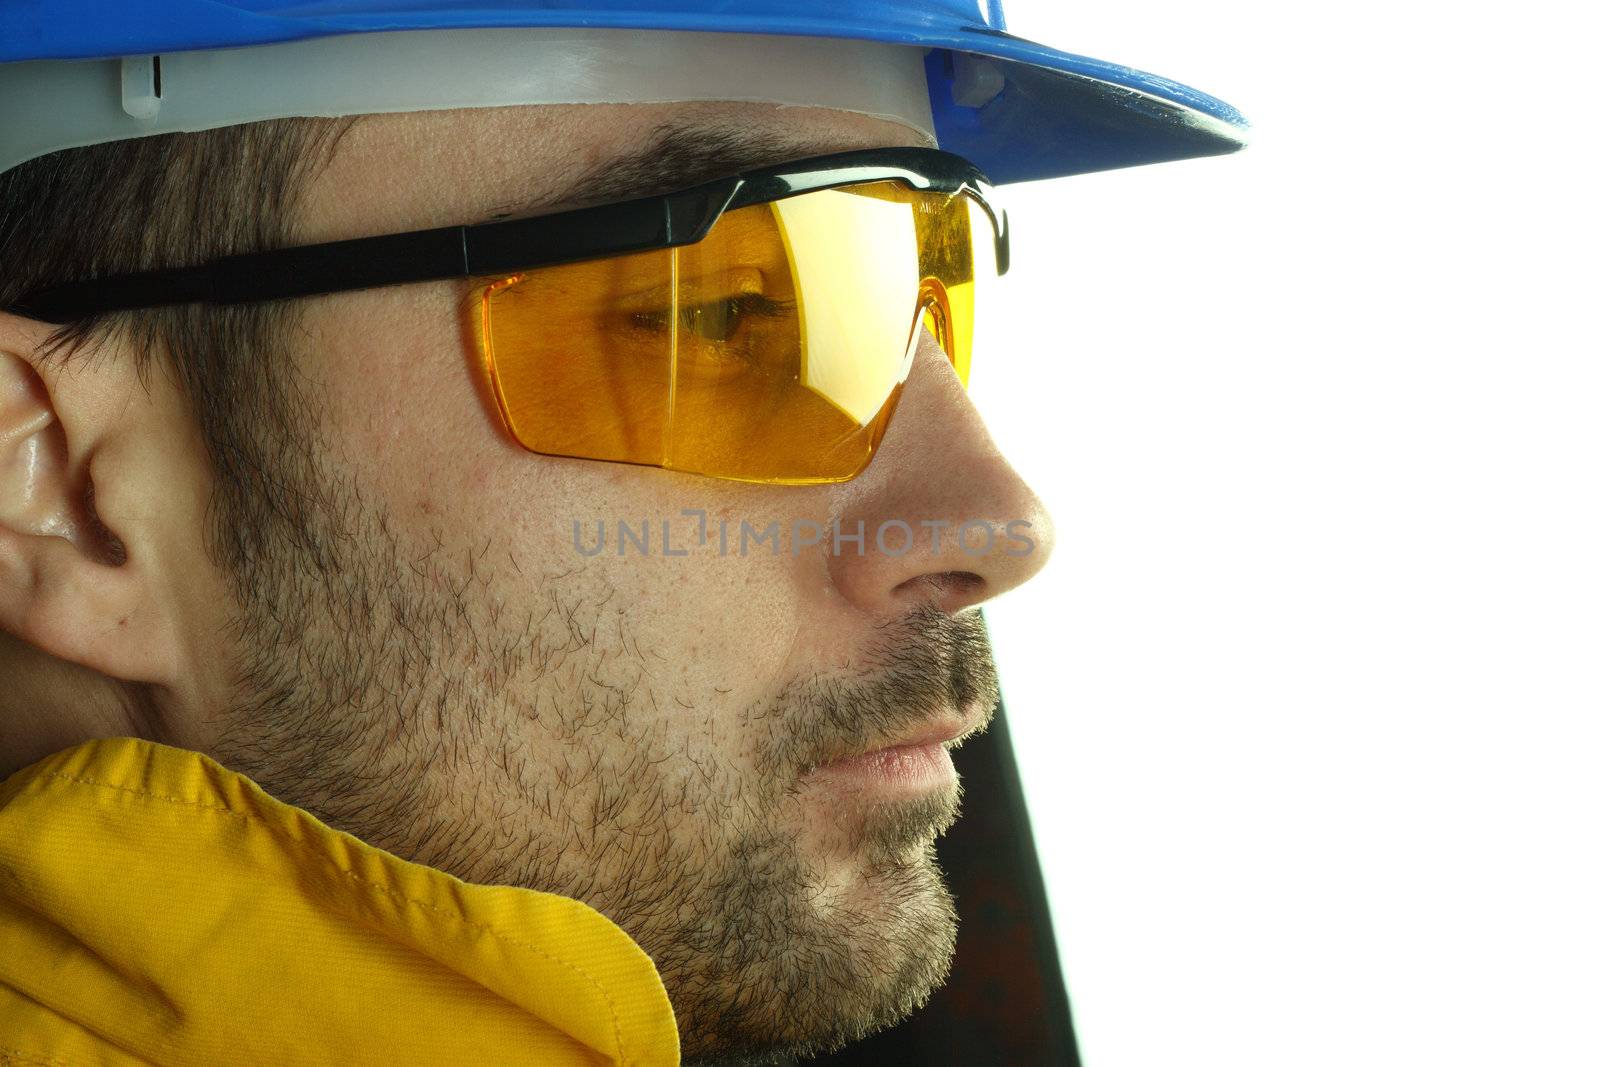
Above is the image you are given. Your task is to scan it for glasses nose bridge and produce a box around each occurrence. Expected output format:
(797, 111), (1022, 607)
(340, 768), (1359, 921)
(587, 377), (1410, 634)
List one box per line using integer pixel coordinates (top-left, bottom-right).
(915, 275), (969, 387)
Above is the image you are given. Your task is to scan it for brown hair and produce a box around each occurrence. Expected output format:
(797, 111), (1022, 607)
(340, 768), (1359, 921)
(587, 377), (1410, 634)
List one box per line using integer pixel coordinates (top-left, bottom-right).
(0, 119), (354, 578)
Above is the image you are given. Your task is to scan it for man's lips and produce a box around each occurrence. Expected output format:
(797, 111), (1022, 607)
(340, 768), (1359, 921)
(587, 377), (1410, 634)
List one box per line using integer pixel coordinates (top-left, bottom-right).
(811, 740), (955, 787)
(812, 713), (978, 771)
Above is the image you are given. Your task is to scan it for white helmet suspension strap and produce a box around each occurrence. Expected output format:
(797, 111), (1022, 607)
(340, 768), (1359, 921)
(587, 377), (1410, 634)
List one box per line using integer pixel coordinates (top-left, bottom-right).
(0, 28), (937, 176)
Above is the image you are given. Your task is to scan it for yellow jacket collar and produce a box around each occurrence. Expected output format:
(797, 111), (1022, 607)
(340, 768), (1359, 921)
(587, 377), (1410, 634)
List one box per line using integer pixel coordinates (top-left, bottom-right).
(0, 736), (678, 1066)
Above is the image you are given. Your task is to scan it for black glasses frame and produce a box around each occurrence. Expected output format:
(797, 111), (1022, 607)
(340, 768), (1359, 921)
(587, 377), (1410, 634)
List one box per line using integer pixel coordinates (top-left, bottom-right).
(10, 147), (1009, 326)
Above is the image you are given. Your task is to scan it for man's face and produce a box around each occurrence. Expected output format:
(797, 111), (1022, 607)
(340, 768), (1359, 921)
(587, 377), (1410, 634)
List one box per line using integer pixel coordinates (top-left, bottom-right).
(195, 102), (1054, 1063)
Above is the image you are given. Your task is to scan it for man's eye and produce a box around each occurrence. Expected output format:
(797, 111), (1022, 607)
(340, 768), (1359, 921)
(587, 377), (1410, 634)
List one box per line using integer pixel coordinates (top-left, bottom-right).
(629, 294), (794, 343)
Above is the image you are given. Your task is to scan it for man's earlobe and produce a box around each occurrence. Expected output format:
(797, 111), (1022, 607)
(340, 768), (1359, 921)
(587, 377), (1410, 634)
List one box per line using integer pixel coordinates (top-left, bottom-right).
(0, 322), (176, 684)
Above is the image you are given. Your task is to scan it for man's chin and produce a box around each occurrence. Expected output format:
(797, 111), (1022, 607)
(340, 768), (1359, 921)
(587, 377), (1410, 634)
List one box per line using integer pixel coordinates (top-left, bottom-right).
(673, 846), (958, 1067)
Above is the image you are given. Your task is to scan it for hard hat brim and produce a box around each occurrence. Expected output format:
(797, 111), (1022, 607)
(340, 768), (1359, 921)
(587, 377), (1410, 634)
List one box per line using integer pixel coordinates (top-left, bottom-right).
(0, 6), (1248, 184)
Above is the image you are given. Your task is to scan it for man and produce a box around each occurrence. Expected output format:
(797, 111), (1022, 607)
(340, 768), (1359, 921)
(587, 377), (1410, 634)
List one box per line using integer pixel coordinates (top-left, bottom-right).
(0, 5), (1245, 1065)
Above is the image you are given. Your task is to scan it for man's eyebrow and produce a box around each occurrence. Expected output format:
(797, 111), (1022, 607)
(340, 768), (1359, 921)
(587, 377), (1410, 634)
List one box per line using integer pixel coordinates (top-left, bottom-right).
(476, 121), (931, 223)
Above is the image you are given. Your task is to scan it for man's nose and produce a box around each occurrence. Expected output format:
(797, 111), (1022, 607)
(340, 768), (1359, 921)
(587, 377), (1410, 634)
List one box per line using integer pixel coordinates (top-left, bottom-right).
(827, 332), (1056, 617)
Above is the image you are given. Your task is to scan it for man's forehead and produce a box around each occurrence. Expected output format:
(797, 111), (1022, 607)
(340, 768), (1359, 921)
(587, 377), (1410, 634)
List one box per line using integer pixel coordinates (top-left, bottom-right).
(298, 101), (935, 243)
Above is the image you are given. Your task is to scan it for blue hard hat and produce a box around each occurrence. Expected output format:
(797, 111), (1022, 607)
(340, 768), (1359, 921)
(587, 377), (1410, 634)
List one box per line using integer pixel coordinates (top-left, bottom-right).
(0, 0), (1247, 185)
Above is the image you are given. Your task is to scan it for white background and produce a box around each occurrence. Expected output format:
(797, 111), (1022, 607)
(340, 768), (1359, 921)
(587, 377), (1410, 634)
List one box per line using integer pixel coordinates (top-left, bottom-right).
(970, 1), (1599, 1065)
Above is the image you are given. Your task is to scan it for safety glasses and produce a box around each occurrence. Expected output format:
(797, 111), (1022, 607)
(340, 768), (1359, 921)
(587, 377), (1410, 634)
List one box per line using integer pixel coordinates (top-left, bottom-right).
(11, 147), (1008, 484)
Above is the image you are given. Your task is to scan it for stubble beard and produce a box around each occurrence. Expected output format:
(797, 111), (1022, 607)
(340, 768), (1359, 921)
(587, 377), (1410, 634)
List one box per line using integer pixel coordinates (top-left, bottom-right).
(207, 454), (995, 1064)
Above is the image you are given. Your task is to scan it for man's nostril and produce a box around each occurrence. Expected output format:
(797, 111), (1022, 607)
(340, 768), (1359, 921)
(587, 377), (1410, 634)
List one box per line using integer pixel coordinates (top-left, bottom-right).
(899, 571), (984, 601)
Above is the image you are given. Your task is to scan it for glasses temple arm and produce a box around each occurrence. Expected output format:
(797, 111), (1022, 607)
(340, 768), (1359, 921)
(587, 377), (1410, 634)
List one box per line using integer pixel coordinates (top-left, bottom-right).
(8, 179), (740, 324)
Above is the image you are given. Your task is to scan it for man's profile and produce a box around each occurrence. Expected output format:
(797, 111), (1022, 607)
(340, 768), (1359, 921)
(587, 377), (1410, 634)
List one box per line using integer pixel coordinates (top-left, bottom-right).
(0, 6), (1245, 1065)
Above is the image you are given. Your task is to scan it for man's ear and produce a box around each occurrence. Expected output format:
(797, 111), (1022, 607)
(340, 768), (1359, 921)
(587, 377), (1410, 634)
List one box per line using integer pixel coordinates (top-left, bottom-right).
(0, 313), (181, 684)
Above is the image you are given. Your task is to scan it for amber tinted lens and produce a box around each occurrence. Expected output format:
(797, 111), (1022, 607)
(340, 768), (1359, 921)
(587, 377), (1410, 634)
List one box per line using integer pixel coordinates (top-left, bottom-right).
(480, 182), (983, 484)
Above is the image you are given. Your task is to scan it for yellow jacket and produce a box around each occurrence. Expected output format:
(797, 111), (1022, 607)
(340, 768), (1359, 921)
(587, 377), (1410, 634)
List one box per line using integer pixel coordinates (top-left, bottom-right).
(0, 737), (679, 1066)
